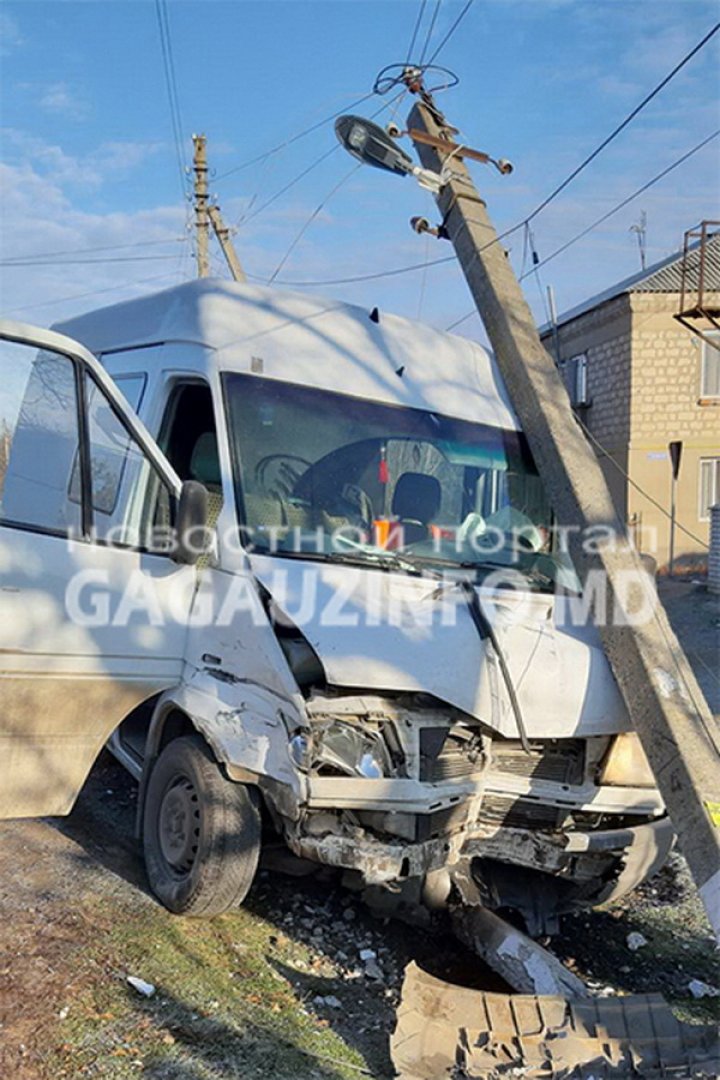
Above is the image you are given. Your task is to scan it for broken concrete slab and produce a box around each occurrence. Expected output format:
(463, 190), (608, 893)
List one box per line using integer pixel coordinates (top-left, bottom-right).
(392, 963), (720, 1079)
(452, 906), (590, 998)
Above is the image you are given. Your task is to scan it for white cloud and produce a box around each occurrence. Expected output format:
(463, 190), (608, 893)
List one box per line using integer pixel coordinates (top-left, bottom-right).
(0, 11), (22, 56)
(0, 156), (192, 323)
(38, 81), (91, 122)
(1, 128), (164, 189)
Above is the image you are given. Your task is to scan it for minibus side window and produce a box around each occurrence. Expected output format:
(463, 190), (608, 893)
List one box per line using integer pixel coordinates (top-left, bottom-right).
(0, 342), (82, 535)
(81, 373), (173, 549)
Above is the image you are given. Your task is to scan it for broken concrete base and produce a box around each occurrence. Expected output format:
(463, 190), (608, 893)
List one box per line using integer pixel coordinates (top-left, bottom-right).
(452, 906), (589, 998)
(392, 963), (720, 1079)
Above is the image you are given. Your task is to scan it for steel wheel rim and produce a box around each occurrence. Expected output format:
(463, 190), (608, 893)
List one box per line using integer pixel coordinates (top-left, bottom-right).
(158, 776), (201, 874)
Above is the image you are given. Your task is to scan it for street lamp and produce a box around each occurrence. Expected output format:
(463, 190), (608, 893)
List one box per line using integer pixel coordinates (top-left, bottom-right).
(335, 115), (446, 192)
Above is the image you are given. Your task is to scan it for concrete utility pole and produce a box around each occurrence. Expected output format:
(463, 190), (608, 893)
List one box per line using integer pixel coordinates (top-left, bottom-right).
(406, 94), (720, 936)
(208, 204), (247, 283)
(193, 134), (246, 282)
(192, 134), (211, 278)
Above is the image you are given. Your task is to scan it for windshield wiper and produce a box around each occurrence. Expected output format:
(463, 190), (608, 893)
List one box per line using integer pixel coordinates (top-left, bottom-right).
(458, 560), (554, 589)
(253, 548), (426, 574)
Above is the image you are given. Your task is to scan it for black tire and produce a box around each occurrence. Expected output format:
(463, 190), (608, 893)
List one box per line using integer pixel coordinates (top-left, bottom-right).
(143, 734), (261, 917)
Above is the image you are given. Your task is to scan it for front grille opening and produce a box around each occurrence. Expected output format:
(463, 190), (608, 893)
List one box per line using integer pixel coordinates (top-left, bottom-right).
(478, 794), (564, 831)
(491, 739), (585, 786)
(419, 726), (485, 782)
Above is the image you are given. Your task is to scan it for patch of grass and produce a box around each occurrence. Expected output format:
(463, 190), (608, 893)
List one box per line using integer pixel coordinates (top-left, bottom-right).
(48, 891), (384, 1079)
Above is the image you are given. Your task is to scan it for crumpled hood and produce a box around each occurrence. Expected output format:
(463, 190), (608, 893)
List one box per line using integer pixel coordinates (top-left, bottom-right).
(250, 556), (631, 738)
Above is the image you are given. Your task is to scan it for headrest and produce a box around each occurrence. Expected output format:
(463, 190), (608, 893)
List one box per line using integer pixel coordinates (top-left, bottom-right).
(190, 432), (221, 487)
(392, 472), (441, 524)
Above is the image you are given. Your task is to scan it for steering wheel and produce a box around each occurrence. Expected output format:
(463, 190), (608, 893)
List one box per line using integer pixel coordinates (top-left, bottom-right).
(337, 483), (374, 532)
(254, 454), (311, 498)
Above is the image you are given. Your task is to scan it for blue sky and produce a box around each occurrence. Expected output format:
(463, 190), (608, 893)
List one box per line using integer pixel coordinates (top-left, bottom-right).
(1, 0), (718, 344)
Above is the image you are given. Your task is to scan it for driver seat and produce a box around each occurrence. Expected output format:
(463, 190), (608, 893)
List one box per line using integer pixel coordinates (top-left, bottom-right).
(391, 472), (441, 545)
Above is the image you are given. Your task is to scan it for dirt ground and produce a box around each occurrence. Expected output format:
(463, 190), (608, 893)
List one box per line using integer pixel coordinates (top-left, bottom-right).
(1, 578), (718, 1079)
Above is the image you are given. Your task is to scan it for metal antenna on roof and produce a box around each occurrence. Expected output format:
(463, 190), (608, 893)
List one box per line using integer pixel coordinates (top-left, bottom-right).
(630, 210), (647, 271)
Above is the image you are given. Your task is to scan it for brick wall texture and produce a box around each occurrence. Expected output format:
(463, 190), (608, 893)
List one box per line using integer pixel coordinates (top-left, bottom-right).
(541, 290), (720, 567)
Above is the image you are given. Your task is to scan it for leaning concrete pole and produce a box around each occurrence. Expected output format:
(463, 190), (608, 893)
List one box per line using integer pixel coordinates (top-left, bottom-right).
(407, 97), (720, 936)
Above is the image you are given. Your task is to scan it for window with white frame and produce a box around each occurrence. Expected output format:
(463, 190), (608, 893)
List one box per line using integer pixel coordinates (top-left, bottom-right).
(700, 331), (720, 398)
(699, 457), (720, 520)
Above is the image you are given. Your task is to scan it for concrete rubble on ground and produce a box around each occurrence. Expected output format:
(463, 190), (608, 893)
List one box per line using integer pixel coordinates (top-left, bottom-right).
(392, 963), (720, 1080)
(625, 932), (648, 952)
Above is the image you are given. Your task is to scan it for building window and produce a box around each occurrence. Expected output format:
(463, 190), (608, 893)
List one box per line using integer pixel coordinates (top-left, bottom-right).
(699, 457), (720, 520)
(700, 331), (720, 398)
(567, 353), (590, 407)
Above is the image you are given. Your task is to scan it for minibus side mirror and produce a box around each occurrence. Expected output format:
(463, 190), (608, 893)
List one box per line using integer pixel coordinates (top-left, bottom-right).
(173, 480), (208, 565)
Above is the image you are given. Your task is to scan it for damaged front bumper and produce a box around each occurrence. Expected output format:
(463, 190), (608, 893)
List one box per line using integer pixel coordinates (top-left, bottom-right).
(289, 812), (673, 879)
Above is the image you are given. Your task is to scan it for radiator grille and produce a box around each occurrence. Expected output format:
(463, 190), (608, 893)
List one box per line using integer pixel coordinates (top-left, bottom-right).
(419, 727), (484, 782)
(479, 795), (563, 830)
(491, 740), (585, 785)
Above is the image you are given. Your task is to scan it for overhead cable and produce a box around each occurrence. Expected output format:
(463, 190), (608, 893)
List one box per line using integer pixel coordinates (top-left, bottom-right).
(405, 0), (428, 63)
(2, 254), (183, 268)
(4, 270), (185, 316)
(237, 89), (407, 231)
(446, 127), (720, 331)
(425, 0), (475, 66)
(264, 222), (524, 287)
(518, 129), (720, 280)
(214, 91), (377, 183)
(0, 237), (185, 263)
(154, 0), (188, 200)
(418, 0), (442, 64)
(524, 21), (720, 223)
(267, 164), (362, 283)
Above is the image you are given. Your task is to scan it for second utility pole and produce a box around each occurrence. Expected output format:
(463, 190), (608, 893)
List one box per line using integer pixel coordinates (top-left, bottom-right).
(192, 133), (246, 282)
(406, 87), (720, 936)
(192, 133), (211, 278)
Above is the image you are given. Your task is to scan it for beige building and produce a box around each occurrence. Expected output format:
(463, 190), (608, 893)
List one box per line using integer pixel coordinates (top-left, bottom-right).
(540, 234), (720, 569)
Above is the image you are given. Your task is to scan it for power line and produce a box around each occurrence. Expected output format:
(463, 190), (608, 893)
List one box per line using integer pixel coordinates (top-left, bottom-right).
(155, 0), (188, 200)
(0, 237), (185, 263)
(2, 254), (183, 268)
(519, 128), (720, 281)
(406, 0), (427, 64)
(575, 413), (709, 550)
(263, 221), (523, 288)
(237, 90), (407, 232)
(238, 145), (340, 228)
(249, 255), (453, 287)
(355, 20), (717, 303)
(252, 123), (716, 297)
(425, 0), (475, 66)
(267, 164), (362, 283)
(524, 21), (720, 223)
(447, 127), (720, 331)
(418, 0), (442, 65)
(4, 270), (184, 316)
(214, 91), (377, 184)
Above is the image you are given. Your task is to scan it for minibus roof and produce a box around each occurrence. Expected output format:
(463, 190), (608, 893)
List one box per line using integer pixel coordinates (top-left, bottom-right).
(54, 278), (519, 431)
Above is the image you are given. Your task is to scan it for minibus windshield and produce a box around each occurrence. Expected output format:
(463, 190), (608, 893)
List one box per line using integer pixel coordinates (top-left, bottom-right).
(224, 373), (575, 588)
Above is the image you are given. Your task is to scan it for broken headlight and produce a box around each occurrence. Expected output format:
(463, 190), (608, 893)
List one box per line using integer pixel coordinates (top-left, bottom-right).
(290, 721), (392, 778)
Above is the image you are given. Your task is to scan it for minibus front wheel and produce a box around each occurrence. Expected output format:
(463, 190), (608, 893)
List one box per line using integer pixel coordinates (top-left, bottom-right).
(143, 734), (261, 916)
